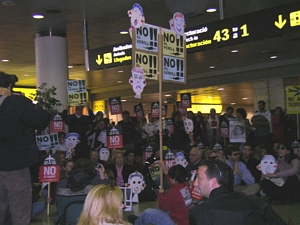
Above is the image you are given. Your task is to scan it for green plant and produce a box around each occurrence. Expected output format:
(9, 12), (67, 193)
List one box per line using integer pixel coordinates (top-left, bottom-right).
(30, 82), (62, 113)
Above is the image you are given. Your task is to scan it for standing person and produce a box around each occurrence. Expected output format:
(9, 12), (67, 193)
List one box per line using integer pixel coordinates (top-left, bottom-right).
(189, 160), (287, 225)
(0, 72), (50, 225)
(251, 100), (271, 148)
(65, 104), (95, 159)
(206, 108), (219, 147)
(271, 107), (285, 143)
(118, 111), (135, 151)
(187, 111), (202, 144)
(218, 106), (234, 146)
(235, 108), (251, 150)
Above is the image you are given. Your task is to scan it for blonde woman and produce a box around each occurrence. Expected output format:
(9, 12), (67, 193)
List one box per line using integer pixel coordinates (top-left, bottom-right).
(77, 184), (130, 225)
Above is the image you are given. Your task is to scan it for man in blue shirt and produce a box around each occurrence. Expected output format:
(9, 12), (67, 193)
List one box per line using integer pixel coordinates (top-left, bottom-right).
(225, 145), (260, 195)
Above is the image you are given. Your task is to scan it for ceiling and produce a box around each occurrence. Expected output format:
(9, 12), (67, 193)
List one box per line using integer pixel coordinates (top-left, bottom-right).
(0, 0), (299, 107)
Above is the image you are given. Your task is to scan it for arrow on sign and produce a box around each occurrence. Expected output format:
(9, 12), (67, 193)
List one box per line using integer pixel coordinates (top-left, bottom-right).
(274, 15), (286, 29)
(96, 55), (103, 65)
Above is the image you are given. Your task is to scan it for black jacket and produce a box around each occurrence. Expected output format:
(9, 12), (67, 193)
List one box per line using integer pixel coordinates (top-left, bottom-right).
(106, 163), (135, 186)
(189, 186), (287, 225)
(0, 95), (49, 171)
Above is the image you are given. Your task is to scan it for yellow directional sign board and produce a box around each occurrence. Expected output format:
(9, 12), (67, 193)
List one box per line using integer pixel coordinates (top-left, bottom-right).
(162, 29), (185, 58)
(286, 86), (300, 114)
(133, 51), (158, 80)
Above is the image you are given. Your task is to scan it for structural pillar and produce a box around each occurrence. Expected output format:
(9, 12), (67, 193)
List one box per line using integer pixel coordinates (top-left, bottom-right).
(252, 78), (285, 111)
(35, 34), (68, 112)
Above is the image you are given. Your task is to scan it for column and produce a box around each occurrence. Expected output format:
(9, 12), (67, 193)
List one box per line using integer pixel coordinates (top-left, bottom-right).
(35, 34), (68, 112)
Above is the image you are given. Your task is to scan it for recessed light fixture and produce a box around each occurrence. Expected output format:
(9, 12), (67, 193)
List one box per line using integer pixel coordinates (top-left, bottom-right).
(117, 80), (122, 83)
(209, 65), (215, 69)
(270, 55), (277, 59)
(165, 94), (171, 97)
(207, 96), (212, 98)
(68, 65), (73, 69)
(217, 88), (224, 91)
(2, 0), (15, 6)
(121, 99), (127, 102)
(206, 7), (217, 13)
(23, 74), (29, 76)
(231, 50), (238, 53)
(118, 70), (123, 73)
(242, 98), (248, 100)
(1, 59), (9, 62)
(120, 31), (128, 35)
(231, 102), (236, 105)
(32, 14), (44, 19)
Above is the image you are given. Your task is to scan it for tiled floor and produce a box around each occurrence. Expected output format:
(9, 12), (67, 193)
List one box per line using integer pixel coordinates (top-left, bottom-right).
(30, 199), (300, 225)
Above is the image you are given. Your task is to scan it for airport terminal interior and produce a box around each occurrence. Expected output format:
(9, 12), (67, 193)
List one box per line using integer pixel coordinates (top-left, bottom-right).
(1, 0), (300, 224)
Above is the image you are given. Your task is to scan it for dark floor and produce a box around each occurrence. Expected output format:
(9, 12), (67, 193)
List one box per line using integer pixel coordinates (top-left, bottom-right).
(29, 198), (300, 225)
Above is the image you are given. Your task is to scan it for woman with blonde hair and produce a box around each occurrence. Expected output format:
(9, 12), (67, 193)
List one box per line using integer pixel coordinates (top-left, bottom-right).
(209, 149), (226, 163)
(77, 184), (130, 225)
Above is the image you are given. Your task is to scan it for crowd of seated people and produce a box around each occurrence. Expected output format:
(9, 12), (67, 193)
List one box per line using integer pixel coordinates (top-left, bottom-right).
(25, 102), (300, 224)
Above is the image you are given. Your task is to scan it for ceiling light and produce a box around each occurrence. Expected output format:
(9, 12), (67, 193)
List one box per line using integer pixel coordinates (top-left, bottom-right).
(231, 50), (238, 53)
(242, 98), (248, 100)
(207, 96), (212, 98)
(165, 94), (171, 97)
(117, 80), (122, 83)
(23, 74), (29, 76)
(2, 0), (15, 6)
(206, 7), (217, 13)
(270, 55), (277, 59)
(118, 70), (123, 73)
(32, 14), (44, 19)
(231, 102), (236, 105)
(164, 101), (167, 103)
(1, 59), (9, 62)
(217, 88), (224, 91)
(209, 65), (215, 69)
(68, 65), (73, 69)
(120, 31), (128, 35)
(121, 99), (127, 102)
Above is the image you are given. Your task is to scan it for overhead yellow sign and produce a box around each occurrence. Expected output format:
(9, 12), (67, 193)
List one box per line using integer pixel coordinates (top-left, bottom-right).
(134, 51), (158, 80)
(93, 100), (105, 113)
(286, 86), (300, 114)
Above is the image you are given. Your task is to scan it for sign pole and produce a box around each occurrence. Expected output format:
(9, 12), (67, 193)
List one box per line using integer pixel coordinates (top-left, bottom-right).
(47, 182), (50, 216)
(297, 115), (299, 140)
(158, 27), (163, 189)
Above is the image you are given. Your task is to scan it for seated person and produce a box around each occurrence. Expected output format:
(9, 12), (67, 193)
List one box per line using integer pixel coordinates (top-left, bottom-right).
(240, 143), (261, 183)
(186, 147), (202, 181)
(128, 164), (193, 225)
(56, 158), (109, 192)
(77, 184), (129, 225)
(261, 142), (300, 204)
(124, 149), (142, 172)
(208, 149), (226, 163)
(189, 160), (287, 225)
(225, 145), (260, 195)
(106, 150), (134, 187)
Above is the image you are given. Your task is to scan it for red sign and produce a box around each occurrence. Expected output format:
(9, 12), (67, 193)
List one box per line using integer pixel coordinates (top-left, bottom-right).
(150, 102), (159, 118)
(220, 121), (229, 138)
(39, 166), (60, 182)
(50, 120), (65, 133)
(180, 93), (191, 108)
(106, 126), (123, 149)
(109, 97), (123, 115)
(134, 103), (145, 121)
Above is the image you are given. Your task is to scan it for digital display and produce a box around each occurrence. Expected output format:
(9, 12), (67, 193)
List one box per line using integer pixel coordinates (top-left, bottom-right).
(185, 2), (300, 53)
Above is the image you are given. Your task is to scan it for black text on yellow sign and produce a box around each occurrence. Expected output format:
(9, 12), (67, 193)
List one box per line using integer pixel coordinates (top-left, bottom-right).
(134, 51), (158, 80)
(286, 86), (300, 114)
(162, 29), (185, 58)
(68, 92), (87, 106)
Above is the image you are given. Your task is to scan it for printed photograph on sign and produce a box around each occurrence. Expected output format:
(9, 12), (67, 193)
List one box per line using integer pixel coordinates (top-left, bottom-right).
(134, 51), (158, 80)
(162, 29), (185, 58)
(229, 121), (246, 143)
(68, 92), (87, 106)
(129, 67), (146, 99)
(163, 55), (185, 83)
(66, 80), (86, 93)
(128, 3), (145, 37)
(135, 23), (159, 52)
(180, 93), (191, 108)
(108, 97), (123, 115)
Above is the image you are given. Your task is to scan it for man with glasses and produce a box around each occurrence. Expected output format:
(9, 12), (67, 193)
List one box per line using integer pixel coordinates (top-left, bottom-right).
(225, 145), (260, 195)
(189, 160), (287, 225)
